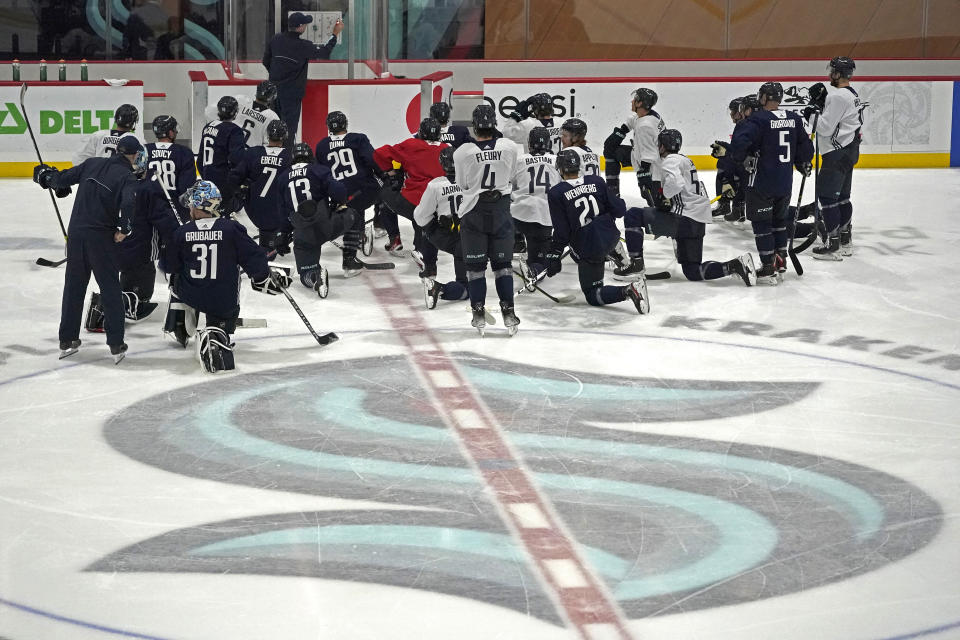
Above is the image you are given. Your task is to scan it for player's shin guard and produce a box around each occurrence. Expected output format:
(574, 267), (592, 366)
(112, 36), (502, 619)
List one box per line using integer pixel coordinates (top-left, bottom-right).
(492, 266), (514, 304)
(84, 291), (105, 333)
(466, 268), (487, 306)
(195, 327), (235, 373)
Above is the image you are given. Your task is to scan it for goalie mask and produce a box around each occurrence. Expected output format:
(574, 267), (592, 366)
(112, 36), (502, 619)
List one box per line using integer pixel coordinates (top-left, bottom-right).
(184, 180), (222, 215)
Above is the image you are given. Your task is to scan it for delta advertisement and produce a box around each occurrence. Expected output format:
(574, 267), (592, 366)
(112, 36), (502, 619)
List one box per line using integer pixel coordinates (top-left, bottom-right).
(0, 83), (144, 168)
(482, 78), (955, 168)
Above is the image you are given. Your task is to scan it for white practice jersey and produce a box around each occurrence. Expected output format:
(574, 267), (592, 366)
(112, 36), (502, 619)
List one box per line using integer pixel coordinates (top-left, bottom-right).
(510, 152), (560, 226)
(502, 117), (562, 154)
(661, 153), (711, 224)
(567, 145), (601, 179)
(815, 86), (867, 155)
(414, 176), (463, 228)
(72, 129), (137, 165)
(236, 103), (280, 147)
(452, 137), (521, 217)
(627, 111), (666, 180)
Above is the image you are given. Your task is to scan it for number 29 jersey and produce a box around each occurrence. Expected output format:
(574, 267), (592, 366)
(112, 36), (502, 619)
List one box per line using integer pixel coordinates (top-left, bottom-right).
(314, 132), (380, 196)
(452, 137), (521, 218)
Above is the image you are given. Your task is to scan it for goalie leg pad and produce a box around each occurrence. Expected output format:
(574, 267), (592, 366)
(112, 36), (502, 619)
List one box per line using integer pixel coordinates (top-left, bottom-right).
(195, 327), (235, 373)
(163, 299), (198, 347)
(84, 291), (105, 332)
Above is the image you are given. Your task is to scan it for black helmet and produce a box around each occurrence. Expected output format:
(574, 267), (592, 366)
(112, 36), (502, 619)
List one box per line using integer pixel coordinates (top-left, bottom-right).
(326, 110), (348, 133)
(561, 117), (587, 143)
(828, 56), (856, 78)
(741, 94), (761, 113)
(439, 146), (456, 178)
(418, 117), (441, 142)
(472, 104), (497, 131)
(151, 114), (177, 139)
(217, 96), (239, 121)
(429, 101), (451, 124)
(266, 119), (288, 142)
(728, 97), (744, 113)
(528, 126), (552, 155)
(528, 92), (553, 118)
(291, 142), (314, 164)
(757, 82), (784, 104)
(114, 103), (139, 129)
(256, 80), (278, 105)
(632, 88), (658, 110)
(658, 128), (682, 154)
(556, 148), (581, 175)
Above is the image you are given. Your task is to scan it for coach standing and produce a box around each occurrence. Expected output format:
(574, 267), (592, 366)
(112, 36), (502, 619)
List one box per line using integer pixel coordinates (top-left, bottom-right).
(263, 12), (344, 146)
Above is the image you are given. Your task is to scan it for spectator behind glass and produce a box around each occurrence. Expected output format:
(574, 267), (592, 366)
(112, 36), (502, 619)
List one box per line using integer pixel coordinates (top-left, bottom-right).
(123, 0), (174, 60)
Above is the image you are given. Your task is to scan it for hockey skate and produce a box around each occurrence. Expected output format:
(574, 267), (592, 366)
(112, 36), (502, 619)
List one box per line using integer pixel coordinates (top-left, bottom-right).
(755, 262), (780, 285)
(384, 235), (405, 257)
(812, 236), (843, 261)
(423, 278), (441, 309)
(712, 197), (731, 219)
(314, 265), (329, 298)
(840, 225), (854, 256)
(471, 304), (487, 336)
(122, 291), (158, 322)
(625, 277), (650, 315)
(500, 301), (520, 336)
(613, 256), (646, 281)
(728, 253), (757, 286)
(775, 250), (788, 274)
(110, 342), (128, 365)
(58, 339), (81, 360)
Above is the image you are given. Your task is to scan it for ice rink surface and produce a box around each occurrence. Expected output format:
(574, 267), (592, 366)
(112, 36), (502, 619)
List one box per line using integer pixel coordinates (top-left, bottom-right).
(0, 169), (958, 640)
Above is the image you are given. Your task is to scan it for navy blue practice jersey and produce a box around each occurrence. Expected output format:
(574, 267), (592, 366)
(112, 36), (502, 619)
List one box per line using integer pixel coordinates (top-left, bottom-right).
(440, 125), (474, 148)
(145, 141), (195, 218)
(197, 120), (245, 181)
(167, 216), (269, 315)
(230, 145), (290, 231)
(314, 132), (380, 196)
(119, 173), (181, 268)
(280, 162), (349, 220)
(729, 109), (813, 199)
(547, 175), (625, 260)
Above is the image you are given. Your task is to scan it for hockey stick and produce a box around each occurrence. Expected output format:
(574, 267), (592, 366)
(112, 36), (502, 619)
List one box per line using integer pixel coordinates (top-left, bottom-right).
(788, 112), (819, 276)
(236, 318), (267, 328)
(22, 83), (69, 268)
(280, 287), (338, 346)
(512, 267), (577, 304)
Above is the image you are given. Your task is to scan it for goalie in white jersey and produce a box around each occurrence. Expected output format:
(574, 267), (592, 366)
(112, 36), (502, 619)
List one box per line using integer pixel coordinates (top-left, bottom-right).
(804, 56), (867, 260)
(72, 104), (139, 165)
(510, 126), (559, 280)
(617, 129), (756, 286)
(452, 104), (521, 335)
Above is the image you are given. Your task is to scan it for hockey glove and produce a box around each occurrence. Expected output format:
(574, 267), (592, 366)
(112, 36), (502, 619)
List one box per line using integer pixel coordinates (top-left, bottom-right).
(545, 250), (563, 277)
(710, 141), (728, 158)
(720, 182), (736, 200)
(228, 184), (249, 215)
(801, 106), (820, 121)
(33, 164), (56, 189)
(251, 266), (293, 295)
(54, 186), (72, 198)
(808, 82), (828, 110)
(387, 170), (405, 191)
(264, 230), (292, 256)
(795, 161), (812, 177)
(655, 196), (673, 213)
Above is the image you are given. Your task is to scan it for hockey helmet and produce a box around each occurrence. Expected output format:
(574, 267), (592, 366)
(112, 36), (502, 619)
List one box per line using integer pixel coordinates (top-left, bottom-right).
(326, 110), (348, 133)
(419, 117), (441, 142)
(757, 81), (784, 105)
(740, 94), (761, 114)
(151, 115), (177, 139)
(471, 104), (497, 131)
(429, 101), (451, 124)
(291, 142), (314, 164)
(255, 80), (278, 105)
(114, 103), (139, 129)
(828, 56), (856, 78)
(658, 128), (682, 154)
(556, 148), (581, 175)
(728, 97), (744, 113)
(528, 126), (552, 155)
(185, 180), (222, 215)
(217, 96), (239, 121)
(266, 119), (288, 142)
(632, 88), (658, 110)
(439, 146), (456, 178)
(528, 92), (553, 118)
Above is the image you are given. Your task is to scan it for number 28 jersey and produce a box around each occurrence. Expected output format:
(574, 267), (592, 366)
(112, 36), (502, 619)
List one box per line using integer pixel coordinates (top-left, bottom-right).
(452, 137), (521, 218)
(145, 141), (196, 214)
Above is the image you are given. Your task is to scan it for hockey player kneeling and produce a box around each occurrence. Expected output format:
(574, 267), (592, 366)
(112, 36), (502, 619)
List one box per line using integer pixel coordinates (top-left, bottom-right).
(163, 180), (290, 373)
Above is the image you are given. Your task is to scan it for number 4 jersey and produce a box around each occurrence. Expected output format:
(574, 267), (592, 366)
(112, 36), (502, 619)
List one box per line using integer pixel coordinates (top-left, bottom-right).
(452, 137), (521, 218)
(166, 216), (269, 316)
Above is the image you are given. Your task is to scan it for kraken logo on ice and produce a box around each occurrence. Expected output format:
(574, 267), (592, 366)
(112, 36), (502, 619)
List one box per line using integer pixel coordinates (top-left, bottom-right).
(94, 355), (942, 622)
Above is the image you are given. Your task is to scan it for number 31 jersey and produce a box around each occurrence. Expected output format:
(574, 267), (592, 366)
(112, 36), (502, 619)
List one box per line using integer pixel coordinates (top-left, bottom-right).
(315, 132), (380, 196)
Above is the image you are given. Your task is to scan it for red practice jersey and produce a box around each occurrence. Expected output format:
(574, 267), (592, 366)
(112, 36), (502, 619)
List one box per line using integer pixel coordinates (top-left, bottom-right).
(373, 138), (448, 204)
